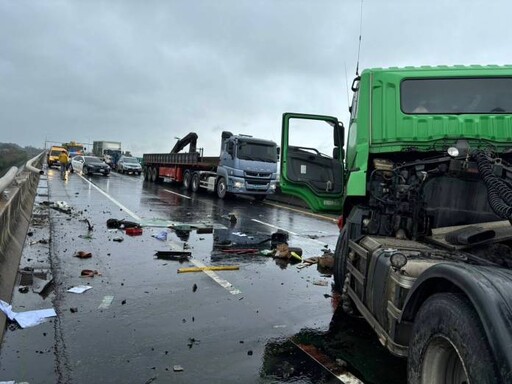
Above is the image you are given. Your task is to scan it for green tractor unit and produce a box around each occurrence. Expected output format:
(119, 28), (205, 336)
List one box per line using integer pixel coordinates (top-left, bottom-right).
(280, 65), (512, 383)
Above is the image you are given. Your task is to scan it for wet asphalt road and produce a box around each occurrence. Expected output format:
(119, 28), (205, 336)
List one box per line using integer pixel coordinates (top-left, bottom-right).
(0, 168), (407, 384)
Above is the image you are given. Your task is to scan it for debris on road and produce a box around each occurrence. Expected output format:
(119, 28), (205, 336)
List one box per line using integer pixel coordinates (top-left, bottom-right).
(177, 265), (240, 273)
(51, 201), (72, 214)
(0, 299), (56, 329)
(74, 251), (92, 259)
(106, 218), (141, 229)
(193, 283), (198, 292)
(67, 285), (92, 294)
(318, 252), (334, 269)
(126, 227), (143, 236)
(113, 237), (124, 242)
(152, 231), (168, 241)
(82, 218), (94, 231)
(173, 365), (184, 372)
(80, 269), (101, 278)
(154, 250), (191, 261)
(312, 280), (329, 286)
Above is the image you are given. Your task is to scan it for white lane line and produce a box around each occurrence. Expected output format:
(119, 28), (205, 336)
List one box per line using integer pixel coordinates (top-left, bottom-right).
(264, 201), (338, 223)
(98, 295), (114, 309)
(76, 174), (240, 295)
(76, 173), (142, 221)
(251, 218), (329, 246)
(190, 259), (241, 295)
(164, 189), (191, 200)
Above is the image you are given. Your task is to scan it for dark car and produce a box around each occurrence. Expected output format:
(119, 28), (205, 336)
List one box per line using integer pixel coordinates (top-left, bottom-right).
(71, 155), (110, 176)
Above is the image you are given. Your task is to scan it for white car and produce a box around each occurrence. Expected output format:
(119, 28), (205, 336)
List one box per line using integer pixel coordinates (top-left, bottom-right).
(71, 155), (110, 176)
(117, 156), (142, 175)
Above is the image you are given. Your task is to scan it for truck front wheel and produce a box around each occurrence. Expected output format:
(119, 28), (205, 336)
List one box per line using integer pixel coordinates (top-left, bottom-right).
(408, 293), (498, 384)
(217, 177), (227, 199)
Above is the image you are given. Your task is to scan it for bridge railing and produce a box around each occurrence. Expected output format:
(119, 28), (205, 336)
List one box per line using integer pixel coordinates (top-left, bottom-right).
(0, 151), (46, 302)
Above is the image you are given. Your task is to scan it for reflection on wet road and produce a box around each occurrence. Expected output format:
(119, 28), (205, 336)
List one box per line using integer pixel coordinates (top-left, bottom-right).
(0, 169), (406, 383)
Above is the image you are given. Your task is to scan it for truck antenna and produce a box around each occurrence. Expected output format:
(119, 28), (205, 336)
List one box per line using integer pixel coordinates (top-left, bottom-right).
(355, 0), (364, 76)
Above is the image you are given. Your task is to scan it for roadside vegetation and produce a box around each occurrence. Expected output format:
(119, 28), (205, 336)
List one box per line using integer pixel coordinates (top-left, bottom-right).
(0, 143), (43, 177)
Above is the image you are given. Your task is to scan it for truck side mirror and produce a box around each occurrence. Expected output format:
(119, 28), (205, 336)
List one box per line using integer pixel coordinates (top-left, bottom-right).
(333, 123), (344, 148)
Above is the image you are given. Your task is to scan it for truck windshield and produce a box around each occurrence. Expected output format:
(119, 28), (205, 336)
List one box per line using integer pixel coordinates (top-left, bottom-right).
(401, 77), (512, 114)
(237, 142), (277, 163)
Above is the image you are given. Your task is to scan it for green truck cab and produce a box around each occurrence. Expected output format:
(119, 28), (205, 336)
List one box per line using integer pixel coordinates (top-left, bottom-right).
(280, 65), (512, 383)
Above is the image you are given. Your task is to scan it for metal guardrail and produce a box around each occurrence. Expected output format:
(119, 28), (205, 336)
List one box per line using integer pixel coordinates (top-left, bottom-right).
(0, 167), (18, 196)
(0, 151), (45, 196)
(25, 151), (46, 175)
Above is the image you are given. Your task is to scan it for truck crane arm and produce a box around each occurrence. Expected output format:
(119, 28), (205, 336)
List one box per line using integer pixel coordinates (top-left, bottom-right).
(171, 132), (198, 154)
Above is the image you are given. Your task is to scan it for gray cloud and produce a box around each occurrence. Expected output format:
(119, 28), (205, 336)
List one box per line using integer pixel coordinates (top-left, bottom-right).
(1, 0), (510, 155)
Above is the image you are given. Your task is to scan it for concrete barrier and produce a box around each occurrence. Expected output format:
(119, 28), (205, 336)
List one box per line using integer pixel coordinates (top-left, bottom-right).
(0, 151), (45, 337)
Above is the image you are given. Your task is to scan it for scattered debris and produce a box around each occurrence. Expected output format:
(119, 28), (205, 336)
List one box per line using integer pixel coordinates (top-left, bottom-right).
(193, 283), (198, 292)
(318, 252), (334, 269)
(312, 280), (329, 286)
(155, 250), (191, 261)
(82, 218), (94, 231)
(177, 265), (240, 273)
(152, 231), (168, 241)
(51, 201), (72, 214)
(67, 285), (92, 294)
(106, 219), (141, 229)
(173, 365), (184, 372)
(70, 307), (78, 313)
(126, 227), (143, 236)
(74, 251), (92, 259)
(221, 248), (259, 255)
(80, 269), (101, 278)
(113, 237), (124, 242)
(0, 299), (56, 328)
(18, 286), (29, 294)
(29, 238), (49, 246)
(247, 350), (253, 356)
(187, 337), (200, 348)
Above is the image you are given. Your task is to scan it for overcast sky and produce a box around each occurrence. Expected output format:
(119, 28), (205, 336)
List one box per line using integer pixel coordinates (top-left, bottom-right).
(1, 0), (511, 156)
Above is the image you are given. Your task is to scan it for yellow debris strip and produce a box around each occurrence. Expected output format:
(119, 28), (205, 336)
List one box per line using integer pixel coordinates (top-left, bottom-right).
(177, 265), (240, 273)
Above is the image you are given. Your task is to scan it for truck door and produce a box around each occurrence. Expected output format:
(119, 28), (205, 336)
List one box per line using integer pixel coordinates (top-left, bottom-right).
(280, 112), (345, 212)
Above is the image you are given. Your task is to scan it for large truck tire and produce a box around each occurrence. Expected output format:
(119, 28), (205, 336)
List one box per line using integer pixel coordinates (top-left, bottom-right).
(150, 167), (157, 182)
(183, 171), (191, 190)
(191, 173), (200, 192)
(143, 167), (149, 181)
(217, 177), (227, 199)
(333, 227), (348, 292)
(408, 293), (498, 384)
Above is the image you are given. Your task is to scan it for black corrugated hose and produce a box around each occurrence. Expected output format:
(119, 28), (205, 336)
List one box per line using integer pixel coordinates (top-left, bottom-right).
(474, 150), (512, 220)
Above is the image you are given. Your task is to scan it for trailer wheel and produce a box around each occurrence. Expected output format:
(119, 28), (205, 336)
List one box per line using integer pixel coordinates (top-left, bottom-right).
(183, 171), (191, 190)
(143, 167), (149, 181)
(408, 293), (498, 384)
(191, 173), (200, 192)
(217, 177), (227, 199)
(333, 227), (348, 292)
(150, 167), (157, 182)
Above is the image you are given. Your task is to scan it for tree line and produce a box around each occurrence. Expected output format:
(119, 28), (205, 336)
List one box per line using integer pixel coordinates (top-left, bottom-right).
(0, 143), (43, 177)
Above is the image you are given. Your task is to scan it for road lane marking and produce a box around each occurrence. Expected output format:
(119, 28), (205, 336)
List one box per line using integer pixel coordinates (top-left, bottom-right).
(190, 259), (241, 295)
(264, 201), (338, 223)
(76, 173), (142, 221)
(251, 219), (331, 246)
(164, 189), (191, 199)
(75, 174), (240, 295)
(98, 295), (114, 309)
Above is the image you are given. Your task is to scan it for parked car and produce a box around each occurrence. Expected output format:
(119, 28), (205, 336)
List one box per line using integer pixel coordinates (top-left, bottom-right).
(70, 155), (110, 176)
(117, 156), (142, 175)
